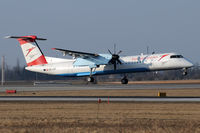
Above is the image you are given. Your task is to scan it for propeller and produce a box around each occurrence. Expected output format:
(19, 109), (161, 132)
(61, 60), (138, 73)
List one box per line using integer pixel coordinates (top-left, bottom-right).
(108, 44), (122, 70)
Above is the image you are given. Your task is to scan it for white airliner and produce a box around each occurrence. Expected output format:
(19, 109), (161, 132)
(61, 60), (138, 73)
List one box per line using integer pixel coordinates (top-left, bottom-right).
(5, 35), (193, 84)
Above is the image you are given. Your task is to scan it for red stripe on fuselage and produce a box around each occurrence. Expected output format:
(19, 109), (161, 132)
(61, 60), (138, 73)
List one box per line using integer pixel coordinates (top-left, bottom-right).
(27, 55), (48, 66)
(158, 54), (169, 61)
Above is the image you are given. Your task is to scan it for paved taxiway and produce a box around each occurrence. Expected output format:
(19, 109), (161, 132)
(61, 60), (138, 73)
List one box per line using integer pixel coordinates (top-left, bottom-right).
(0, 83), (200, 92)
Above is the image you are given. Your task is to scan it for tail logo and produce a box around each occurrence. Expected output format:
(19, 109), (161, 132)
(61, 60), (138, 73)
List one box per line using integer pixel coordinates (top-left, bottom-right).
(26, 47), (36, 56)
(5, 35), (48, 66)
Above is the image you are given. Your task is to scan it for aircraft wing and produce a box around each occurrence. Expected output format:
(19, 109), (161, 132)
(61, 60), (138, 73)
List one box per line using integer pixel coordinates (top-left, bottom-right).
(52, 48), (99, 58)
(52, 48), (111, 68)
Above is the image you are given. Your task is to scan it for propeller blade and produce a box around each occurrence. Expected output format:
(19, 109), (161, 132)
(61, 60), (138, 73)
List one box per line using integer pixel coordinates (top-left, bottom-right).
(117, 50), (122, 55)
(108, 49), (112, 55)
(114, 44), (116, 54)
(117, 59), (122, 64)
(114, 62), (117, 70)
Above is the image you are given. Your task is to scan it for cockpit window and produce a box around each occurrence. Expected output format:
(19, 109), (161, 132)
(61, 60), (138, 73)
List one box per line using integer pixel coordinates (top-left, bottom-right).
(170, 55), (183, 58)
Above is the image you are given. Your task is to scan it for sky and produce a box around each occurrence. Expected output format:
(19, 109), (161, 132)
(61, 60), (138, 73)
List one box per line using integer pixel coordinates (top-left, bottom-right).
(0, 0), (200, 66)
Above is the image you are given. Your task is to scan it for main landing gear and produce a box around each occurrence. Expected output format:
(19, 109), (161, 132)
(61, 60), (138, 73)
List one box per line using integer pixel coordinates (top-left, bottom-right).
(121, 76), (128, 84)
(87, 77), (95, 82)
(87, 68), (95, 83)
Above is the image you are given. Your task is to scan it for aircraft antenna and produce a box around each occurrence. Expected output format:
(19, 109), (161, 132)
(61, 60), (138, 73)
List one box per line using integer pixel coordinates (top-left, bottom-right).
(147, 46), (149, 54)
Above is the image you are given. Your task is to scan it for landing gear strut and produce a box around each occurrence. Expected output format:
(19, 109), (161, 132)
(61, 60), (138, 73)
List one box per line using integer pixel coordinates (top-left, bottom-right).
(121, 76), (128, 84)
(87, 68), (95, 83)
(182, 68), (188, 76)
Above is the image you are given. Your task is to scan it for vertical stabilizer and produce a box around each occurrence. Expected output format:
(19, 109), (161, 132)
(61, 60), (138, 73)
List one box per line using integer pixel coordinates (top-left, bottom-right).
(5, 35), (48, 66)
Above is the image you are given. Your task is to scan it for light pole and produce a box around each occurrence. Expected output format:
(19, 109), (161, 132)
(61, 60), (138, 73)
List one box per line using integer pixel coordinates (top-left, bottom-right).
(1, 56), (5, 86)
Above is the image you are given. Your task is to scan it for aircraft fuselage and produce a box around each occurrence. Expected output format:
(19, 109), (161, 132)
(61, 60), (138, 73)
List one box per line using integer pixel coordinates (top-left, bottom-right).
(25, 53), (193, 77)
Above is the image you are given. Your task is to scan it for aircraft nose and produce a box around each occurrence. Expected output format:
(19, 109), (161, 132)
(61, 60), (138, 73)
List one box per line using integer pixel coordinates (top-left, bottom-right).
(186, 60), (194, 68)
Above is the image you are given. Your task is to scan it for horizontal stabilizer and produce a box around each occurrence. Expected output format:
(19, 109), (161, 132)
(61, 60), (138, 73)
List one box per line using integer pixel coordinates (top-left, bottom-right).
(5, 36), (47, 41)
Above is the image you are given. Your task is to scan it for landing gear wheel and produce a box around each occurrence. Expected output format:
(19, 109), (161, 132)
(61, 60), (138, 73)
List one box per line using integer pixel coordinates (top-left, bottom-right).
(87, 77), (95, 82)
(182, 68), (188, 76)
(121, 78), (128, 84)
(183, 71), (187, 76)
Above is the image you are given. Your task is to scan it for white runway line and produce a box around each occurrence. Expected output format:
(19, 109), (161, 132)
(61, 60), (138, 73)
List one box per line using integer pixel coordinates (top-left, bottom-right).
(0, 96), (200, 102)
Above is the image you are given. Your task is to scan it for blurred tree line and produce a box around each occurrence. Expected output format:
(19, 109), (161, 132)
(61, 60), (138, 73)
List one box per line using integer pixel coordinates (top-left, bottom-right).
(0, 61), (200, 81)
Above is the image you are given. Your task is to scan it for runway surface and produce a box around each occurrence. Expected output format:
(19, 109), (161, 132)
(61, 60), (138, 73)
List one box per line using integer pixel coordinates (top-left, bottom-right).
(0, 83), (200, 102)
(0, 96), (200, 102)
(0, 83), (200, 92)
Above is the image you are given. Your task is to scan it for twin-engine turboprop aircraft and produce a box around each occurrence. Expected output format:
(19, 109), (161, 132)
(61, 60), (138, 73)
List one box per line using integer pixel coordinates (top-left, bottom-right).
(5, 35), (193, 84)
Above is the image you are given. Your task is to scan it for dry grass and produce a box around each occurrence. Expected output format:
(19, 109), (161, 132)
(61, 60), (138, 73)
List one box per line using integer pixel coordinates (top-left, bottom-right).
(1, 80), (200, 132)
(0, 102), (200, 133)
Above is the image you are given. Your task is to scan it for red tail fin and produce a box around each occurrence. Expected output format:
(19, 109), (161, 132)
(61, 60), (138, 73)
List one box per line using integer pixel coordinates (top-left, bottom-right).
(6, 35), (48, 66)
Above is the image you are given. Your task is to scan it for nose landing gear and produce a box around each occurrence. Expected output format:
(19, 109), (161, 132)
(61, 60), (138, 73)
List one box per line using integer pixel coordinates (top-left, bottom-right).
(182, 68), (188, 76)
